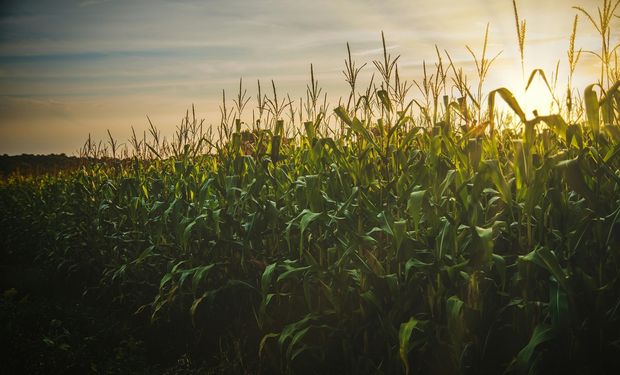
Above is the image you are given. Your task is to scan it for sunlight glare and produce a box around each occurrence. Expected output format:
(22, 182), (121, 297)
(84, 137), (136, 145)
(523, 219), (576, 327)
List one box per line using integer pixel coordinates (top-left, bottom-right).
(507, 76), (556, 120)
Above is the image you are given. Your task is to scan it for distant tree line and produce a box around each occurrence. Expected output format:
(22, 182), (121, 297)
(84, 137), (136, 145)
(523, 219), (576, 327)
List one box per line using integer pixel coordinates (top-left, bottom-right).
(0, 154), (83, 178)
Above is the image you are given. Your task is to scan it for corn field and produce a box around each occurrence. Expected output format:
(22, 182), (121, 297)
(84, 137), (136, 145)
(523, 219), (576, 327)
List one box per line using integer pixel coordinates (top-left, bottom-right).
(2, 1), (620, 373)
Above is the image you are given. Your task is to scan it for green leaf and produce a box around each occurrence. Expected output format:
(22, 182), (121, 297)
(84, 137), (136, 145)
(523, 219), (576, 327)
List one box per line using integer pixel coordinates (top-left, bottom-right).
(134, 245), (155, 264)
(286, 326), (311, 361)
(277, 314), (314, 348)
(388, 102), (414, 143)
(407, 189), (426, 231)
(604, 142), (620, 162)
(401, 127), (421, 147)
(520, 247), (569, 292)
(468, 138), (482, 170)
(377, 89), (393, 113)
(488, 87), (527, 130)
(439, 170), (456, 197)
(335, 106), (381, 151)
(405, 258), (433, 275)
(261, 263), (277, 295)
(333, 106), (352, 126)
(550, 281), (569, 331)
(476, 226), (493, 244)
(360, 290), (383, 312)
(492, 254), (506, 288)
(515, 325), (556, 372)
(446, 295), (464, 329)
(470, 226), (494, 266)
(600, 80), (619, 125)
(483, 160), (511, 204)
(285, 209), (324, 257)
(277, 265), (312, 283)
(605, 125), (620, 143)
(191, 264), (215, 293)
(304, 121), (315, 140)
(393, 219), (407, 251)
(556, 157), (595, 202)
(584, 84), (600, 137)
(535, 115), (569, 140)
(399, 317), (419, 375)
(566, 124), (583, 148)
(300, 210), (323, 234)
(377, 211), (394, 236)
(181, 220), (197, 249)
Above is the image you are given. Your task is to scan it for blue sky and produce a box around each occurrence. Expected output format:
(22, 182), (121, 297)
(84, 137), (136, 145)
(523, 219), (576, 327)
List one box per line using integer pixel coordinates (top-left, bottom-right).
(0, 0), (607, 154)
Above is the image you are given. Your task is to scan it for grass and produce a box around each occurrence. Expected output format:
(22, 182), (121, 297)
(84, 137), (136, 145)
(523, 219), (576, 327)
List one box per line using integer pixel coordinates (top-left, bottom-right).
(1, 0), (620, 373)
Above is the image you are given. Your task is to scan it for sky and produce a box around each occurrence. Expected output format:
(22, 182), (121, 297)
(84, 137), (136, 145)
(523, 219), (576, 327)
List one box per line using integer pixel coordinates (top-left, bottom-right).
(0, 0), (611, 155)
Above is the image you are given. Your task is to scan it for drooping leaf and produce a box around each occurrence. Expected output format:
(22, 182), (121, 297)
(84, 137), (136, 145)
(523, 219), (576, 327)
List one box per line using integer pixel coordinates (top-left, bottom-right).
(488, 87), (527, 131)
(515, 325), (556, 372)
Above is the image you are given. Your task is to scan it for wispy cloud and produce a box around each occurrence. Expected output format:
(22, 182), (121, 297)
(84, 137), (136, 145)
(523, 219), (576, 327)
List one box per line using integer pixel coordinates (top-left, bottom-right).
(78, 0), (112, 7)
(354, 45), (400, 57)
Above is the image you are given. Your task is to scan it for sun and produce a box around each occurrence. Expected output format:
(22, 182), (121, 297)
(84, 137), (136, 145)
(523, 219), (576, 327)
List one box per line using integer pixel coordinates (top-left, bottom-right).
(502, 72), (558, 120)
